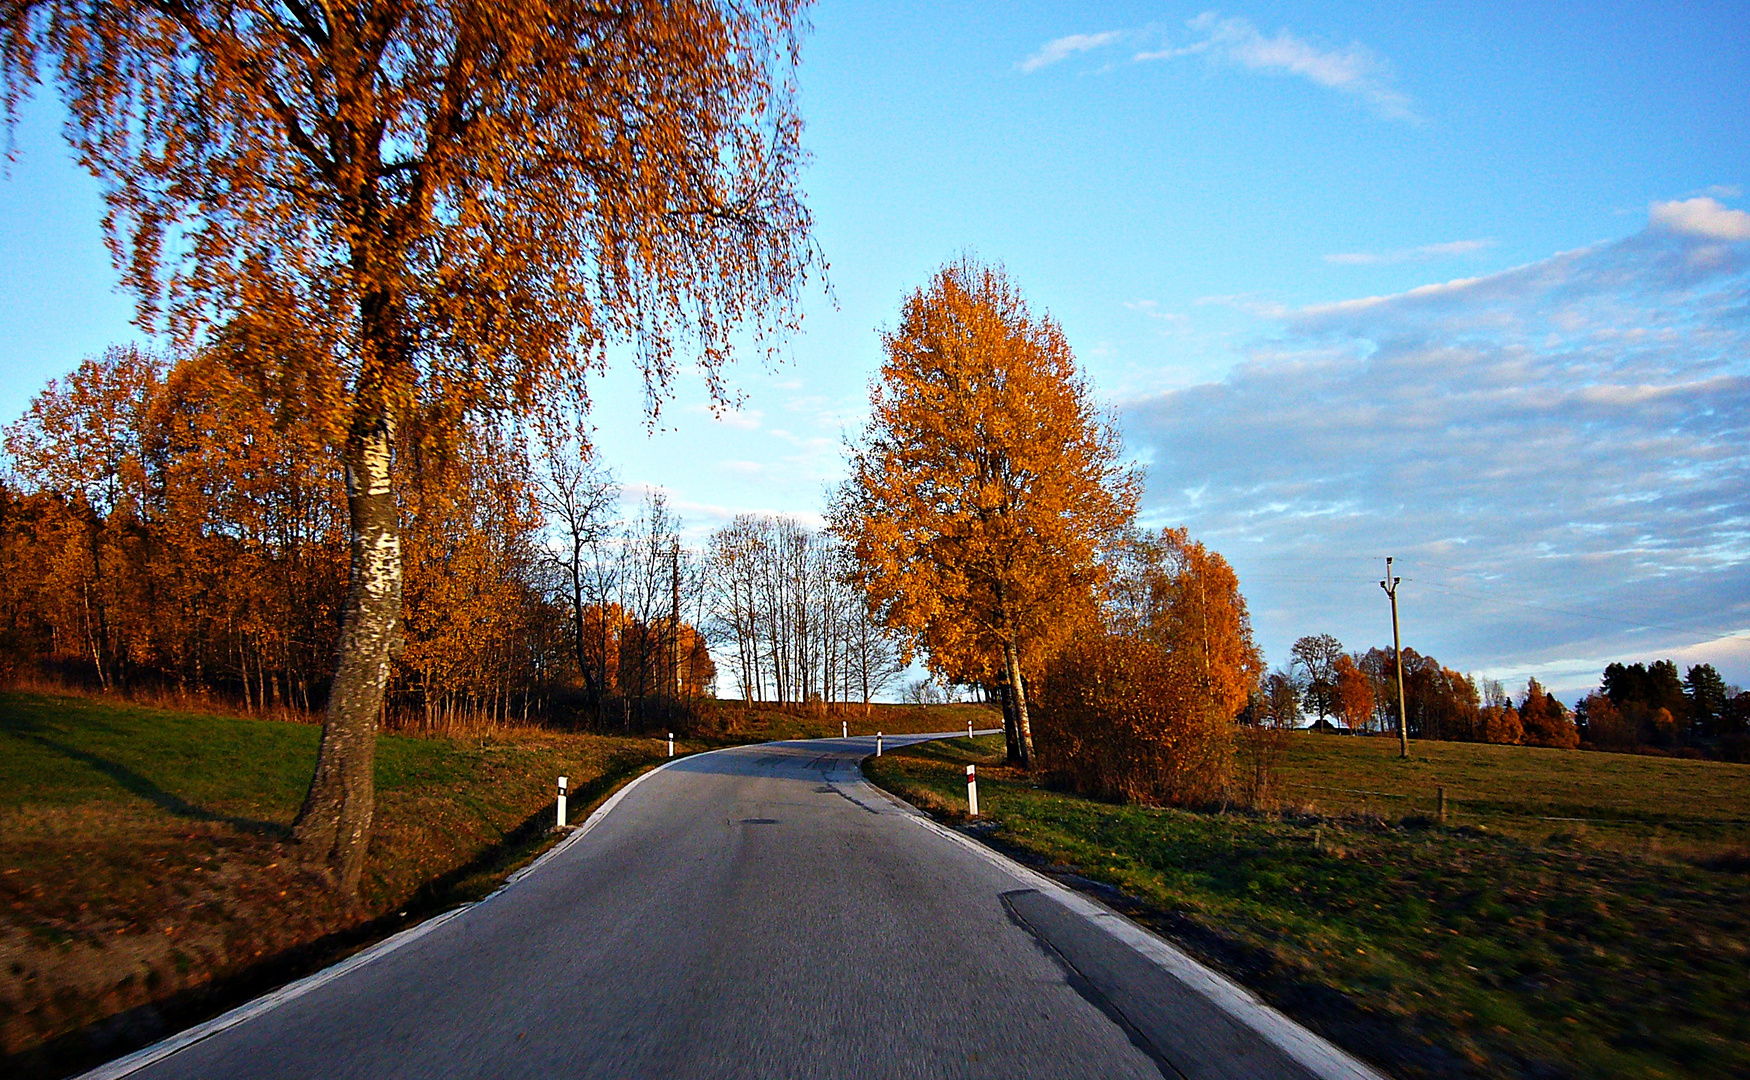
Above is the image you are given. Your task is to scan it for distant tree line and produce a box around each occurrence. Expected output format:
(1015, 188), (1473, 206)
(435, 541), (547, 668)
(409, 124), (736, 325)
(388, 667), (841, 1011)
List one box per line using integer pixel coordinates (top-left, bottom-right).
(1576, 661), (1749, 760)
(0, 345), (727, 732)
(704, 515), (905, 712)
(1272, 629), (1749, 761)
(0, 345), (928, 733)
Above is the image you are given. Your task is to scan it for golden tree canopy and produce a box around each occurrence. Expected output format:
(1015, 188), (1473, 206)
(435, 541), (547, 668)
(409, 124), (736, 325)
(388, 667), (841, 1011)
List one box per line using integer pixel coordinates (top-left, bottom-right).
(4, 0), (820, 894)
(1107, 526), (1264, 720)
(2, 0), (818, 442)
(832, 258), (1137, 700)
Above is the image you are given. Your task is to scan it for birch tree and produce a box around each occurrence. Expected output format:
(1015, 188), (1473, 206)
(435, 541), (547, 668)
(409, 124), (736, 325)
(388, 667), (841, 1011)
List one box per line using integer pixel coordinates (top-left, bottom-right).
(832, 259), (1138, 768)
(3, 0), (817, 895)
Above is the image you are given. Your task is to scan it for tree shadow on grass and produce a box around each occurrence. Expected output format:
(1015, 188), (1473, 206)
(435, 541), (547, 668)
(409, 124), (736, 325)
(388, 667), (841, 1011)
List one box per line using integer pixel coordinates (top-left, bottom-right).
(2, 753), (668, 1079)
(21, 734), (286, 836)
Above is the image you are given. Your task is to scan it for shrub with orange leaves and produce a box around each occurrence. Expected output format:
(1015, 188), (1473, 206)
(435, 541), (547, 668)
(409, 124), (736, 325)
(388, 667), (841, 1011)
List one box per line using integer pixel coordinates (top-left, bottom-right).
(1039, 633), (1232, 807)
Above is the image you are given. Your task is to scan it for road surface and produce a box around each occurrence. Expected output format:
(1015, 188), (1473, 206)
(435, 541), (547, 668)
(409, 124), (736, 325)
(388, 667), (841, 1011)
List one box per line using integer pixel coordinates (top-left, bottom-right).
(97, 735), (1373, 1080)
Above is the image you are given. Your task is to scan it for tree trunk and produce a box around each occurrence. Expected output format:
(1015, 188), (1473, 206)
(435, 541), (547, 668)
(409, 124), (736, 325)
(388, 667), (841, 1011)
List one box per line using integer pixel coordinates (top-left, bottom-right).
(292, 418), (399, 898)
(998, 677), (1020, 765)
(1003, 638), (1034, 769)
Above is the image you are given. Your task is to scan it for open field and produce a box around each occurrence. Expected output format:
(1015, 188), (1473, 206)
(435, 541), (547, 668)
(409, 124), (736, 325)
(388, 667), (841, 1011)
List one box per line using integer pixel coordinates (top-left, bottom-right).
(1276, 732), (1750, 862)
(0, 691), (673, 1076)
(866, 733), (1750, 1080)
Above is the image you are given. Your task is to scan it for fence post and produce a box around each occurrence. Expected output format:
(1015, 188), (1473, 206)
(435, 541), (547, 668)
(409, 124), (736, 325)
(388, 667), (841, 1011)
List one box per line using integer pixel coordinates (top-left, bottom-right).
(1437, 786), (1447, 824)
(556, 776), (568, 829)
(967, 765), (979, 817)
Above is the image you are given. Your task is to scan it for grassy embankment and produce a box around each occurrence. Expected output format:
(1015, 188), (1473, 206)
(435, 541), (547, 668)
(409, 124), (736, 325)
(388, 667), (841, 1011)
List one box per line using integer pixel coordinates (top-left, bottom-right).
(0, 690), (681, 1077)
(865, 732), (1750, 1080)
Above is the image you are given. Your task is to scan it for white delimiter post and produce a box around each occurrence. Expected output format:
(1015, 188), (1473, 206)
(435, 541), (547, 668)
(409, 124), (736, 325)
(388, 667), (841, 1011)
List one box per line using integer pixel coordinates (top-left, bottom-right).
(967, 718), (973, 740)
(966, 765), (979, 817)
(876, 732), (883, 757)
(667, 732), (675, 758)
(842, 720), (848, 739)
(556, 776), (568, 829)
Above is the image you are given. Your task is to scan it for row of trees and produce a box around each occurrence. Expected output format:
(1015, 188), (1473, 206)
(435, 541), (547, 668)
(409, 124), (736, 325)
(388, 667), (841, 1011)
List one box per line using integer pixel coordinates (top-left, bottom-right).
(704, 515), (904, 710)
(1277, 631), (1748, 759)
(3, 348), (946, 733)
(0, 345), (723, 732)
(830, 259), (1267, 803)
(1285, 632), (1579, 748)
(1577, 661), (1749, 758)
(5, 0), (819, 893)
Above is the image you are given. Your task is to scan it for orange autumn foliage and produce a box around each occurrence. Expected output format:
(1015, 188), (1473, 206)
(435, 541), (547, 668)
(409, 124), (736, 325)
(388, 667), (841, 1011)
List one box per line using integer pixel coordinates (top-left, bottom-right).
(832, 259), (1139, 767)
(1, 347), (711, 729)
(1481, 705), (1524, 745)
(1104, 527), (1264, 720)
(1520, 677), (1580, 749)
(1333, 653), (1374, 732)
(5, 0), (818, 891)
(1042, 528), (1262, 806)
(1042, 634), (1231, 808)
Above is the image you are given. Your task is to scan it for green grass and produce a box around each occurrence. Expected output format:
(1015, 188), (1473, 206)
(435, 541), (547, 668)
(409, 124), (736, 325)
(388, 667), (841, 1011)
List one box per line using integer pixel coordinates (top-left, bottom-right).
(866, 735), (1750, 1080)
(1275, 733), (1750, 859)
(0, 690), (669, 1072)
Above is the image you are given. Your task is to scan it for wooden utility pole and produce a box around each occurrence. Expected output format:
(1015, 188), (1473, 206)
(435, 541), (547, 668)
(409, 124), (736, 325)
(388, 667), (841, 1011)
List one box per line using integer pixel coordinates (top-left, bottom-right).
(1380, 557), (1409, 759)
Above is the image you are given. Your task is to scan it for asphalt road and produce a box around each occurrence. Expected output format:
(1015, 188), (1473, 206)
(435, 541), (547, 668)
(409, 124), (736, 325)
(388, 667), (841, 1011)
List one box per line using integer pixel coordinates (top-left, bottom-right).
(107, 735), (1352, 1080)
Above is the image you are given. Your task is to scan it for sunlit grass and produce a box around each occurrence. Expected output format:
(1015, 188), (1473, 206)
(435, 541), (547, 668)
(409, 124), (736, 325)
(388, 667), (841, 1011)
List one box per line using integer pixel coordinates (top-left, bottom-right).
(0, 690), (667, 1070)
(867, 734), (1750, 1080)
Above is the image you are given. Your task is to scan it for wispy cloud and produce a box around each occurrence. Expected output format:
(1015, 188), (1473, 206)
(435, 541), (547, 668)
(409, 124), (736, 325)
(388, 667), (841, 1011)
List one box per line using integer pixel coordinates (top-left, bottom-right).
(1018, 31), (1123, 74)
(1650, 196), (1750, 241)
(1020, 12), (1418, 121)
(1122, 197), (1750, 692)
(616, 482), (825, 543)
(1176, 13), (1417, 121)
(1325, 238), (1495, 266)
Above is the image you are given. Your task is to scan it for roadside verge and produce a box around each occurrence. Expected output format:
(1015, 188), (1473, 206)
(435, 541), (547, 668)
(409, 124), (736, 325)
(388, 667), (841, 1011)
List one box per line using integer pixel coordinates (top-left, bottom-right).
(857, 753), (1390, 1080)
(66, 745), (733, 1080)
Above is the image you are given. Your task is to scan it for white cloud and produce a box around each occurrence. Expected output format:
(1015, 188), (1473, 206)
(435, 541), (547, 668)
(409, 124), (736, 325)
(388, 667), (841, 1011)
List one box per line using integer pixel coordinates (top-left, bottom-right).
(1122, 203), (1750, 693)
(1650, 196), (1750, 241)
(1325, 238), (1494, 266)
(1131, 42), (1210, 63)
(1020, 13), (1417, 120)
(1018, 31), (1123, 74)
(1295, 273), (1489, 317)
(716, 408), (763, 431)
(1170, 13), (1415, 120)
(615, 483), (826, 544)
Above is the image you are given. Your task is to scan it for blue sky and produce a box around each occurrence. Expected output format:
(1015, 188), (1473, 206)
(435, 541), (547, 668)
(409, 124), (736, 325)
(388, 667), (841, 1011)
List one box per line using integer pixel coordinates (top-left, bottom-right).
(3, 2), (1748, 697)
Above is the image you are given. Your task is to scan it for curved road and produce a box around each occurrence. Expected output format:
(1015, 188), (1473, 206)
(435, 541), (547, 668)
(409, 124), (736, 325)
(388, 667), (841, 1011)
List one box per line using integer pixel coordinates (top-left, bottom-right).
(99, 735), (1375, 1080)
